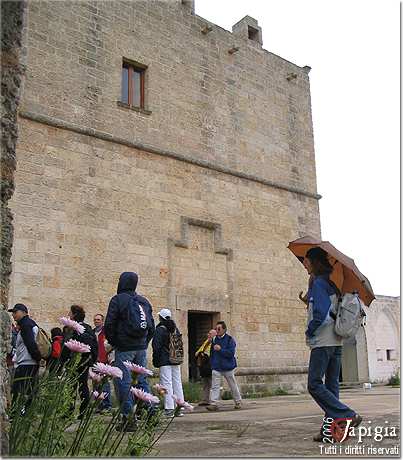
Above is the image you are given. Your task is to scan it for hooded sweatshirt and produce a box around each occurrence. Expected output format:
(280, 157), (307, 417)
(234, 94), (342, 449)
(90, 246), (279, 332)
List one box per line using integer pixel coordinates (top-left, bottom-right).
(104, 272), (155, 351)
(15, 315), (41, 366)
(152, 319), (177, 368)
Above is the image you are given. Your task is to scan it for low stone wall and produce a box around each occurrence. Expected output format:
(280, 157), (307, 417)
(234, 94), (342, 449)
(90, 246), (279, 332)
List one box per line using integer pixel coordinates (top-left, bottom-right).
(234, 367), (308, 396)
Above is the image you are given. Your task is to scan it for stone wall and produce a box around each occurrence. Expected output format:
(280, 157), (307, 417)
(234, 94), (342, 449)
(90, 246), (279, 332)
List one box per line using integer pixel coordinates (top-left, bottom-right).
(1, 0), (27, 454)
(10, 0), (321, 390)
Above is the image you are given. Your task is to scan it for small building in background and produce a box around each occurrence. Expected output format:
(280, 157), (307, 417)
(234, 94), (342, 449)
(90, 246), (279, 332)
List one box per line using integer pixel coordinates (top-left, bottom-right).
(342, 295), (400, 384)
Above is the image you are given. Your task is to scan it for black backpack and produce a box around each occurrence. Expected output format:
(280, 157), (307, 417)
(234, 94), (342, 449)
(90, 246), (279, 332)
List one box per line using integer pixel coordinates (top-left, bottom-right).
(123, 294), (152, 339)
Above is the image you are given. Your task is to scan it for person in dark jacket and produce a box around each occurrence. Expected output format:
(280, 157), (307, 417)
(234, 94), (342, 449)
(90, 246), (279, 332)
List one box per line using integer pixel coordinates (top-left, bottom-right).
(152, 308), (184, 417)
(104, 272), (155, 427)
(60, 305), (98, 419)
(47, 327), (64, 373)
(206, 321), (242, 411)
(8, 303), (41, 411)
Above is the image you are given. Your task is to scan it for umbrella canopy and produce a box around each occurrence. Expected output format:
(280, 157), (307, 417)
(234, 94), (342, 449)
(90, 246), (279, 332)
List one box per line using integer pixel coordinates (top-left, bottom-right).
(288, 235), (375, 306)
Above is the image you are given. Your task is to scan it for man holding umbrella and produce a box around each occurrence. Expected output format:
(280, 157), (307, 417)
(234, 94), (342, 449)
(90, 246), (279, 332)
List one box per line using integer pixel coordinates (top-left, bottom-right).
(292, 243), (366, 441)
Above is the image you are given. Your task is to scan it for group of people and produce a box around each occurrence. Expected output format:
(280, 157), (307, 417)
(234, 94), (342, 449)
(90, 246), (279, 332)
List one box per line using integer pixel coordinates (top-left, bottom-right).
(7, 271), (242, 431)
(8, 246), (363, 441)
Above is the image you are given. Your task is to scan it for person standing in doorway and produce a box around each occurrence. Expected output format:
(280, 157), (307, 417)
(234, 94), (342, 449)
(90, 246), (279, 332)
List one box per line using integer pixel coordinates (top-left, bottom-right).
(206, 321), (242, 411)
(195, 329), (217, 406)
(152, 308), (185, 418)
(93, 313), (113, 413)
(303, 247), (362, 441)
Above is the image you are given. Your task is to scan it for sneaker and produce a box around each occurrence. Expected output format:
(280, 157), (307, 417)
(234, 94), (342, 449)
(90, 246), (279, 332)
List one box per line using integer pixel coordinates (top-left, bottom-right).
(206, 404), (219, 411)
(234, 402), (242, 410)
(164, 410), (175, 418)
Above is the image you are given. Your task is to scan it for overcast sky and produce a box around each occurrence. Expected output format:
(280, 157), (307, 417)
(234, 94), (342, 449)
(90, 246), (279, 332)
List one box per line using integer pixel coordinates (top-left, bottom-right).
(195, 0), (400, 298)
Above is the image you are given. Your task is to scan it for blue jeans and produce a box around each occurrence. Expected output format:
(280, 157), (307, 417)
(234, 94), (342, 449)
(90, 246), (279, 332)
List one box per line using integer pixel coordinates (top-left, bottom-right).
(114, 349), (150, 417)
(308, 346), (356, 419)
(99, 380), (112, 410)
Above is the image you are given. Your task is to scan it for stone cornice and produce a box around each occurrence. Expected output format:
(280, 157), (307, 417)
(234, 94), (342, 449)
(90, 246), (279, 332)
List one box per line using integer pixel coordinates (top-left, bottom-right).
(19, 110), (322, 200)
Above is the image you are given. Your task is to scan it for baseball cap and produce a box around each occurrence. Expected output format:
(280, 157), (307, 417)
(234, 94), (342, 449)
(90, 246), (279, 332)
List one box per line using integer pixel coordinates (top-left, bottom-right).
(158, 308), (172, 320)
(8, 303), (28, 314)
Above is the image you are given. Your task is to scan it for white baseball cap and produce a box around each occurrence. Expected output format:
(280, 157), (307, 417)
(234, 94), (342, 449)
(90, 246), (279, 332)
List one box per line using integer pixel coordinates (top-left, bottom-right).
(158, 308), (172, 319)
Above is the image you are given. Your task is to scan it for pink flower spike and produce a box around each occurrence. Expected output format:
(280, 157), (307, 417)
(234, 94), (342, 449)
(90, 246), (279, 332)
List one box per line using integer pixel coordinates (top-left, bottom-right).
(65, 339), (91, 354)
(89, 369), (103, 383)
(172, 395), (194, 412)
(130, 387), (160, 405)
(123, 361), (153, 376)
(92, 391), (106, 400)
(153, 383), (168, 395)
(59, 317), (85, 334)
(92, 362), (123, 380)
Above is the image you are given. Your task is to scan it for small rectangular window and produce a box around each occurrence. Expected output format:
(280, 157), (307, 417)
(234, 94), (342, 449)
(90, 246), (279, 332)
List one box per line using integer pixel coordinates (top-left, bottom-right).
(386, 349), (396, 361)
(248, 26), (259, 42)
(376, 349), (383, 361)
(121, 61), (146, 109)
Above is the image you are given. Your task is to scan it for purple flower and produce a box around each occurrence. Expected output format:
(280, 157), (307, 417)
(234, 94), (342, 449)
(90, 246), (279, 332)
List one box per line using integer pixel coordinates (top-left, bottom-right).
(153, 383), (168, 395)
(89, 369), (103, 383)
(65, 339), (91, 354)
(123, 361), (154, 376)
(172, 395), (194, 412)
(93, 362), (123, 379)
(60, 317), (85, 334)
(130, 387), (160, 404)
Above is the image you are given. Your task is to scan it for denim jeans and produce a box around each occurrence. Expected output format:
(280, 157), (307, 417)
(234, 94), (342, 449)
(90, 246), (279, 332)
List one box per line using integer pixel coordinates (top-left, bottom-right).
(308, 346), (356, 419)
(99, 380), (112, 410)
(114, 349), (150, 416)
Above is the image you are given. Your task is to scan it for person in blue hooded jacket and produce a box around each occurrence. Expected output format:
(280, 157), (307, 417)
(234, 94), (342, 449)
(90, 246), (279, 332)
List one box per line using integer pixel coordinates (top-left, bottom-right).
(206, 321), (242, 411)
(104, 272), (155, 431)
(303, 247), (362, 441)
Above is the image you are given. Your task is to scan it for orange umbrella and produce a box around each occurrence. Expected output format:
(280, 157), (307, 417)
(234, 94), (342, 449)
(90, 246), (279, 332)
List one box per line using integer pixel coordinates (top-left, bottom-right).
(287, 235), (375, 306)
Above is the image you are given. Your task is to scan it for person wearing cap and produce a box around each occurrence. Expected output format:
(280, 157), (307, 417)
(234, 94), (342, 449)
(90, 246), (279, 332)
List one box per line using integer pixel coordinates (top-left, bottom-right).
(152, 308), (185, 417)
(104, 272), (155, 431)
(8, 303), (42, 410)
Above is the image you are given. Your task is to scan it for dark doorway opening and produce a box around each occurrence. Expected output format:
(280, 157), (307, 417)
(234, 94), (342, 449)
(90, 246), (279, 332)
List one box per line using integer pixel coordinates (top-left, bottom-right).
(188, 311), (216, 381)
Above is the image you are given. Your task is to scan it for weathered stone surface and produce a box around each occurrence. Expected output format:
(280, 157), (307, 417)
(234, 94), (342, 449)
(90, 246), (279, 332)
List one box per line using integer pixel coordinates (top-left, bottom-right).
(1, 0), (27, 454)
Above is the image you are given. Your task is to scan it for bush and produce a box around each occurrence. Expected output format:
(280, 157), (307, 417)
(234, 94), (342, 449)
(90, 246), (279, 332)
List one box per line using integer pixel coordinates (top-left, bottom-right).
(388, 371), (400, 386)
(182, 381), (202, 402)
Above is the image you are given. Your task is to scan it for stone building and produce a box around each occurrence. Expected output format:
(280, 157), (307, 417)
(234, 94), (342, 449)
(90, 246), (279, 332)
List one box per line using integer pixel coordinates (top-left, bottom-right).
(9, 0), (322, 392)
(342, 295), (400, 384)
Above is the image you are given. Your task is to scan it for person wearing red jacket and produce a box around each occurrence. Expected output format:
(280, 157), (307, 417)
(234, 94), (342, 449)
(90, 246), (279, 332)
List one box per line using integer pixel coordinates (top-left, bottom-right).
(47, 327), (63, 372)
(93, 314), (112, 412)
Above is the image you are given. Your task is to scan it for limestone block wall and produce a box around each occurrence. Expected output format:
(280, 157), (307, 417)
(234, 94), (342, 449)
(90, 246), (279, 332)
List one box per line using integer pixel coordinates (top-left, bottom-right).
(10, 0), (322, 389)
(20, 0), (318, 198)
(10, 119), (320, 378)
